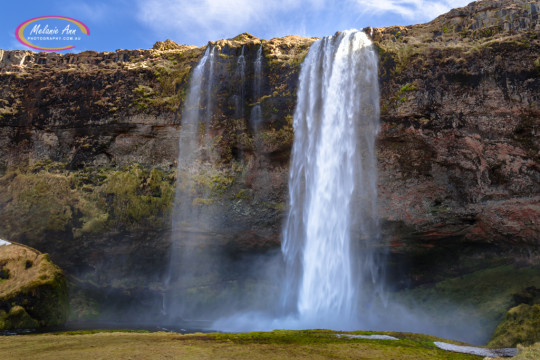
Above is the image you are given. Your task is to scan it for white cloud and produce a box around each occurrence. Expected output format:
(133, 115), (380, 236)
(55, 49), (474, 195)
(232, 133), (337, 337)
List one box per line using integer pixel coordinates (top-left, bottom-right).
(7, 33), (29, 51)
(139, 0), (285, 43)
(137, 0), (342, 44)
(351, 0), (475, 21)
(136, 0), (477, 45)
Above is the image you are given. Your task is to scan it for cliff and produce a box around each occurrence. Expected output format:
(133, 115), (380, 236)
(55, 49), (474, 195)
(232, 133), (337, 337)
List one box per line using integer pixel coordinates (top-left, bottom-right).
(0, 0), (538, 332)
(0, 32), (315, 319)
(373, 0), (539, 285)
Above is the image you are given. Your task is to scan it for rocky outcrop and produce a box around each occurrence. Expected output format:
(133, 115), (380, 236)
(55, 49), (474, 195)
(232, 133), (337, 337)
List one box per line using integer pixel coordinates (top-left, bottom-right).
(489, 304), (540, 347)
(373, 0), (539, 284)
(0, 240), (68, 330)
(488, 286), (540, 347)
(0, 0), (537, 326)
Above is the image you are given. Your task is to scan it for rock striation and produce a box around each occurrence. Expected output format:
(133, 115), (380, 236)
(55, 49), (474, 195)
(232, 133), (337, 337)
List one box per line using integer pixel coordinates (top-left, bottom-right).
(373, 0), (539, 285)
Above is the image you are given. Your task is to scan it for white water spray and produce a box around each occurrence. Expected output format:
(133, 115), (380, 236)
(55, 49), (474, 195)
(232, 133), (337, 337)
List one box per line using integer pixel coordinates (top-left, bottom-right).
(250, 44), (263, 129)
(214, 30), (384, 331)
(235, 45), (246, 119)
(165, 45), (216, 319)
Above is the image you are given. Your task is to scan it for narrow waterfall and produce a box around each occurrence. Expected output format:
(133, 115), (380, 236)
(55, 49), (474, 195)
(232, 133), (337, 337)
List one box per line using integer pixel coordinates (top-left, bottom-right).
(205, 47), (216, 125)
(165, 45), (216, 319)
(250, 44), (263, 128)
(235, 45), (246, 119)
(280, 30), (382, 327)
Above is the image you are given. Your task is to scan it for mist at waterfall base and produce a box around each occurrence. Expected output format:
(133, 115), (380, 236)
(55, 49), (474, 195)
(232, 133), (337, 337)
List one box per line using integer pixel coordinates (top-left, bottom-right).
(161, 32), (486, 344)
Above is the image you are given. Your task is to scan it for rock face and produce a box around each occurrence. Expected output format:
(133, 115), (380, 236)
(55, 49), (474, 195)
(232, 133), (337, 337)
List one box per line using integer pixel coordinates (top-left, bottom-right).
(0, 241), (68, 330)
(373, 0), (540, 286)
(0, 31), (314, 319)
(0, 0), (537, 329)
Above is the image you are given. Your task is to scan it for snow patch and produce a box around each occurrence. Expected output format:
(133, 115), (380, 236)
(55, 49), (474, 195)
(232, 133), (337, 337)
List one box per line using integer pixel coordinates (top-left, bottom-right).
(434, 341), (517, 357)
(0, 239), (11, 246)
(337, 334), (399, 341)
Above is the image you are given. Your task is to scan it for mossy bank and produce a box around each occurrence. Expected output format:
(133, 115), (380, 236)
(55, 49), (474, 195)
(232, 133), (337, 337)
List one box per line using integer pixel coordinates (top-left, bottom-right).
(0, 242), (68, 330)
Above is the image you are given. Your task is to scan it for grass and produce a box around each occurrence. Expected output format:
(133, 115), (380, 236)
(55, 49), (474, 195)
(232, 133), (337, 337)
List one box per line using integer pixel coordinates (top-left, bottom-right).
(513, 343), (540, 360)
(0, 329), (483, 360)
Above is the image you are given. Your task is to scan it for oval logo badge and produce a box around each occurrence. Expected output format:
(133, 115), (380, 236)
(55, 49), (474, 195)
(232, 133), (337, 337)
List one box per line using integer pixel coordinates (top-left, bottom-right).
(15, 16), (90, 52)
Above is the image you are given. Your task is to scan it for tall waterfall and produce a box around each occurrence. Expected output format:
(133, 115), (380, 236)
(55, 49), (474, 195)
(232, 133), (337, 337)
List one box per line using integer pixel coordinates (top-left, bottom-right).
(165, 45), (216, 319)
(253, 44), (262, 96)
(235, 45), (246, 119)
(280, 30), (382, 328)
(250, 44), (263, 129)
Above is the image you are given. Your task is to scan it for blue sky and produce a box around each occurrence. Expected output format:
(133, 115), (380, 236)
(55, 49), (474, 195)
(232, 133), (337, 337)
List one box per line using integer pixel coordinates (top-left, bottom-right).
(2, 0), (473, 52)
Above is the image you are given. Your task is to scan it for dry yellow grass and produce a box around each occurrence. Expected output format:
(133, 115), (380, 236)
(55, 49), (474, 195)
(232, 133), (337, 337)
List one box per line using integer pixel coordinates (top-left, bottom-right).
(0, 242), (68, 329)
(0, 243), (58, 297)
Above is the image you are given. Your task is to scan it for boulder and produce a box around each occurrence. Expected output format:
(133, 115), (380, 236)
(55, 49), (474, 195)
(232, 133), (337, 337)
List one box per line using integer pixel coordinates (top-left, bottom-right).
(0, 240), (68, 330)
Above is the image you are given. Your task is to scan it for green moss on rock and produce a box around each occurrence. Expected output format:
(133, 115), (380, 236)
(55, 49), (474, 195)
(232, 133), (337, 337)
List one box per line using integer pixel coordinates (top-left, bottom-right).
(488, 304), (540, 347)
(0, 242), (68, 330)
(0, 306), (39, 329)
(100, 164), (175, 228)
(0, 163), (176, 243)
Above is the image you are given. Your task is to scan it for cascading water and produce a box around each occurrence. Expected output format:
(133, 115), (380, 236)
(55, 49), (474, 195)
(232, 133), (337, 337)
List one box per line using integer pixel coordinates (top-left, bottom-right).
(171, 34), (482, 344)
(253, 44), (262, 96)
(214, 30), (384, 332)
(280, 29), (382, 328)
(164, 45), (216, 320)
(235, 45), (246, 119)
(205, 47), (216, 125)
(250, 44), (263, 129)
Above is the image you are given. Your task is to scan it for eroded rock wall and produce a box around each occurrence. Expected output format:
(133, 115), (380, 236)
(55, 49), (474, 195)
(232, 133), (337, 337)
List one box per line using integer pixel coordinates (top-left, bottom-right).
(374, 0), (539, 285)
(0, 33), (313, 317)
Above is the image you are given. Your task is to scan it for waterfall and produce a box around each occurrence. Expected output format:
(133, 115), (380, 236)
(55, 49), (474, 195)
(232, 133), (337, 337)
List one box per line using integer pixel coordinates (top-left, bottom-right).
(235, 45), (246, 119)
(253, 44), (262, 97)
(165, 45), (217, 319)
(280, 30), (382, 328)
(205, 47), (216, 125)
(250, 44), (263, 129)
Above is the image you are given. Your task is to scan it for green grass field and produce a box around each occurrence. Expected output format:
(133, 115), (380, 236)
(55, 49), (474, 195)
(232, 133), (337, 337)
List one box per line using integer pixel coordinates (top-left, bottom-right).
(0, 329), (486, 360)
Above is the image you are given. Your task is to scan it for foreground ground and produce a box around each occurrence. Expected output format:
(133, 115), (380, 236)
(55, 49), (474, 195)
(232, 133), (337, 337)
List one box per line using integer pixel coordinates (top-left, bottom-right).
(0, 329), (492, 359)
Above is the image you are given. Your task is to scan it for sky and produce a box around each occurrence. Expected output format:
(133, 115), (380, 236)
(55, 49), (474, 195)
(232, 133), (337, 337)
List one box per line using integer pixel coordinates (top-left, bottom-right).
(1, 0), (474, 53)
